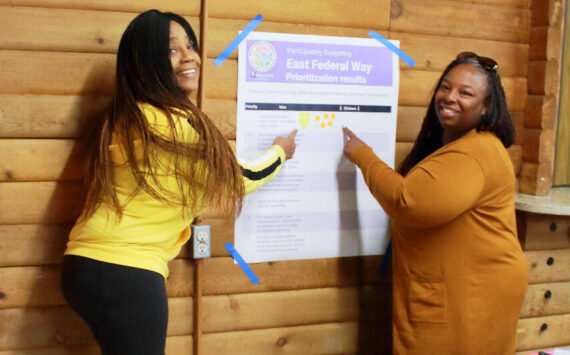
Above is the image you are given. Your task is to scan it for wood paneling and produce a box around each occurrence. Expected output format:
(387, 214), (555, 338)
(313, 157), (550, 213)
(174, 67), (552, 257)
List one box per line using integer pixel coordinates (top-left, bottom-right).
(523, 128), (541, 163)
(201, 286), (389, 332)
(0, 95), (233, 139)
(0, 225), (70, 267)
(0, 140), (83, 182)
(201, 256), (389, 296)
(520, 282), (570, 318)
(0, 265), (65, 309)
(206, 18), (384, 61)
(525, 94), (545, 129)
(0, 182), (83, 224)
(528, 61), (547, 95)
(520, 213), (570, 250)
(391, 31), (528, 77)
(0, 223), (202, 267)
(513, 111), (525, 145)
(0, 51), (115, 95)
(0, 298), (193, 350)
(390, 0), (530, 43)
(0, 343), (101, 355)
(201, 322), (361, 355)
(208, 0), (391, 29)
(530, 26), (548, 61)
(12, 254), (565, 323)
(510, 145), (523, 175)
(0, 336), (191, 355)
(0, 7), (129, 53)
(526, 249), (570, 284)
(0, 306), (94, 350)
(454, 0), (529, 7)
(517, 348), (561, 355)
(519, 161), (538, 194)
(0, 1), (201, 15)
(0, 7), (199, 53)
(0, 260), (194, 309)
(516, 314), (570, 351)
(0, 95), (110, 138)
(0, 285), (387, 352)
(554, 0), (570, 185)
(530, 0), (549, 26)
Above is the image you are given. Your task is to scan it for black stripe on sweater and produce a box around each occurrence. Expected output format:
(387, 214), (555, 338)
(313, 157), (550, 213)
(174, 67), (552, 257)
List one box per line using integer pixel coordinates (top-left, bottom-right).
(240, 157), (282, 181)
(187, 118), (283, 181)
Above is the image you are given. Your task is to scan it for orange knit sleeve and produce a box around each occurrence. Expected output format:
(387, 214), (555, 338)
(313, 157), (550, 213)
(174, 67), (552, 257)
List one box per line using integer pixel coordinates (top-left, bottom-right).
(350, 145), (485, 228)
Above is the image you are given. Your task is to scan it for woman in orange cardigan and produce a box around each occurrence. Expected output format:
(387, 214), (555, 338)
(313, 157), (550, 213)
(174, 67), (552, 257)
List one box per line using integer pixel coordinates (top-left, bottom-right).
(343, 52), (528, 354)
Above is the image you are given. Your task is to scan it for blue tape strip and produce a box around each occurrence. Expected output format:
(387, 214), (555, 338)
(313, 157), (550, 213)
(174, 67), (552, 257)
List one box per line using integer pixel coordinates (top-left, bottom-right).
(224, 243), (260, 284)
(368, 31), (415, 68)
(380, 239), (392, 275)
(214, 14), (263, 66)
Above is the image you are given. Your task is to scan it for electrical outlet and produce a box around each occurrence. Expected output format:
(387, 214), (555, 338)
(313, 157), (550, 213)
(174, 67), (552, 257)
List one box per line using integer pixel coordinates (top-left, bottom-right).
(192, 225), (210, 259)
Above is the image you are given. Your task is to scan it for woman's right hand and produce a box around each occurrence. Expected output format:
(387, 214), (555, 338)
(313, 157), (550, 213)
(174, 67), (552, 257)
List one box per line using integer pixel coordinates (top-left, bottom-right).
(273, 129), (297, 160)
(342, 126), (367, 160)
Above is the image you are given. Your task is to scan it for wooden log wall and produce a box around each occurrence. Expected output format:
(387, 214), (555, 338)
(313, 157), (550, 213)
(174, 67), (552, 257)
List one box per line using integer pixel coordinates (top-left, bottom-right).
(553, 2), (570, 185)
(515, 211), (570, 354)
(1, 0), (565, 354)
(520, 0), (566, 195)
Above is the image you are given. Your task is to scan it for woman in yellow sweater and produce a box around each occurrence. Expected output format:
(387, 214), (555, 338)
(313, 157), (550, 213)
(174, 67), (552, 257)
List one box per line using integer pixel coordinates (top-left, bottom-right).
(61, 10), (296, 354)
(343, 52), (527, 354)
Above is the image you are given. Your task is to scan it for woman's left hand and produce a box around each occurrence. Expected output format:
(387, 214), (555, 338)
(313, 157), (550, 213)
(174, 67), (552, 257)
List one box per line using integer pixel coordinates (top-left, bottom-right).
(342, 126), (366, 159)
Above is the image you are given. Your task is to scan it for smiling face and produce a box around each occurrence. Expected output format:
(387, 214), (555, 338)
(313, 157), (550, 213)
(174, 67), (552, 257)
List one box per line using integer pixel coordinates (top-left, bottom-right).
(434, 63), (489, 144)
(169, 20), (201, 96)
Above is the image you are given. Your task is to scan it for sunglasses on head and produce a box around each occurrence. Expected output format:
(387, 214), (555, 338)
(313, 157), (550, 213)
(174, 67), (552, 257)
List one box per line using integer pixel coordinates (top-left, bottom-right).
(457, 51), (498, 72)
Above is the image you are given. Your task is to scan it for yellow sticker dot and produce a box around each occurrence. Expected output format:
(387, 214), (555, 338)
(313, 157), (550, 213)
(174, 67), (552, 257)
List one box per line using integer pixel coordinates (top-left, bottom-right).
(331, 114), (336, 119)
(299, 119), (304, 124)
(328, 121), (333, 127)
(302, 124), (307, 129)
(324, 114), (329, 119)
(299, 113), (304, 118)
(321, 123), (325, 128)
(305, 118), (310, 123)
(316, 116), (320, 121)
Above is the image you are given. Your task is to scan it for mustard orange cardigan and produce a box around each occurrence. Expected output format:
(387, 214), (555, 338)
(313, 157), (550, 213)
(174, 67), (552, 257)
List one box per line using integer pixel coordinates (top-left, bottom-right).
(350, 129), (527, 354)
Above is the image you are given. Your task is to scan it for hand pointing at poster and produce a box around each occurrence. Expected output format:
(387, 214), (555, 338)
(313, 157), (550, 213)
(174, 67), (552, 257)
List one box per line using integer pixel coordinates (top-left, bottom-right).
(273, 129), (298, 160)
(342, 126), (367, 159)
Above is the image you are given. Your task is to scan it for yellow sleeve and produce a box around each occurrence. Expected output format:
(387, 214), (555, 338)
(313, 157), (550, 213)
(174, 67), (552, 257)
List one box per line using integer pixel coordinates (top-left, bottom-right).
(350, 145), (484, 228)
(139, 103), (198, 143)
(238, 145), (286, 194)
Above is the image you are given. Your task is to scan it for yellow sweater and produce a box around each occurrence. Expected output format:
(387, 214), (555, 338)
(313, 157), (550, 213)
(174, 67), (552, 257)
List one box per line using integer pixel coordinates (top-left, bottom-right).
(65, 104), (285, 278)
(350, 129), (527, 354)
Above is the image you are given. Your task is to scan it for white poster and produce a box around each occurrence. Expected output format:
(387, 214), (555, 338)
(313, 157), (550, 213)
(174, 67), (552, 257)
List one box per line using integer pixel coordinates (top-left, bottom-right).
(235, 32), (399, 263)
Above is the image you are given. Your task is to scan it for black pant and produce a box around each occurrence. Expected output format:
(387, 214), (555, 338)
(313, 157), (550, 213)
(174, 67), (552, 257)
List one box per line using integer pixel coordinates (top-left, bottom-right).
(61, 255), (168, 355)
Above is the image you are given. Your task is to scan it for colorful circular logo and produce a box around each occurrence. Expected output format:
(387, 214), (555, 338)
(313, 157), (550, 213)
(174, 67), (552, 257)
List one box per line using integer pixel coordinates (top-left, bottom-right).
(248, 41), (277, 72)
